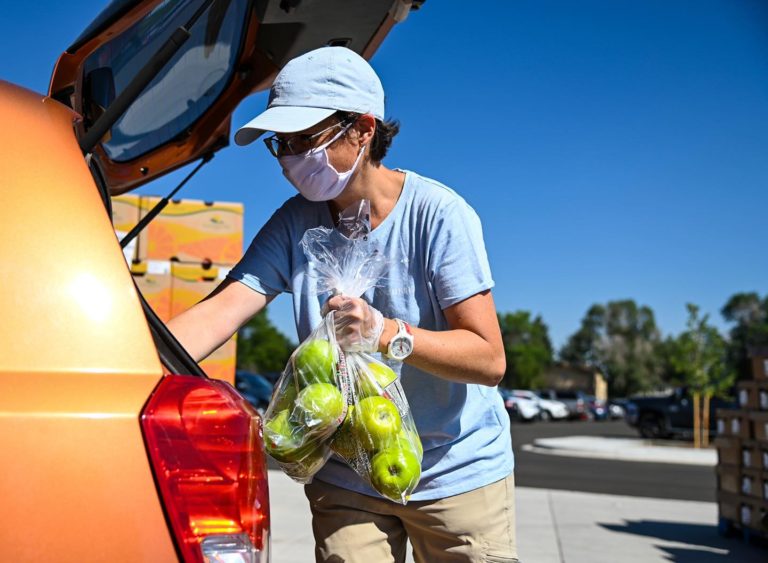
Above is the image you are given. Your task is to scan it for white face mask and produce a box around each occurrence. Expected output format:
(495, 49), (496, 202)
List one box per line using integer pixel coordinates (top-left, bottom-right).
(278, 124), (366, 202)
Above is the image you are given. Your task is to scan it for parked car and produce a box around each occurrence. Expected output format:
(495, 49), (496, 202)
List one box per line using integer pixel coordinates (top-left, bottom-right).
(625, 387), (737, 439)
(0, 0), (416, 560)
(584, 394), (608, 421)
(607, 398), (628, 420)
(499, 388), (541, 421)
(511, 389), (569, 421)
(236, 370), (275, 414)
(536, 389), (591, 420)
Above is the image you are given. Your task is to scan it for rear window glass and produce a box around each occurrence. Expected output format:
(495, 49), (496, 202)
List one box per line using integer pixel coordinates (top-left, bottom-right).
(82, 0), (249, 162)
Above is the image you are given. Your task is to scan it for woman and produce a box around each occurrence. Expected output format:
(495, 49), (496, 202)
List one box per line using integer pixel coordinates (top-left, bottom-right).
(168, 46), (517, 563)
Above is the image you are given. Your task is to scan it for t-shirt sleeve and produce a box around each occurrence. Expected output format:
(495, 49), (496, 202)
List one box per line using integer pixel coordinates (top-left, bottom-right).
(227, 205), (293, 296)
(427, 199), (495, 309)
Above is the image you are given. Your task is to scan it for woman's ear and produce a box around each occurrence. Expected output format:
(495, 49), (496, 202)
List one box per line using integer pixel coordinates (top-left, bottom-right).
(354, 113), (377, 147)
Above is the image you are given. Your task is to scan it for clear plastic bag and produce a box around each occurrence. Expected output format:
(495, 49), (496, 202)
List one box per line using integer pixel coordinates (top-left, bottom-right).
(328, 351), (423, 503)
(262, 200), (423, 503)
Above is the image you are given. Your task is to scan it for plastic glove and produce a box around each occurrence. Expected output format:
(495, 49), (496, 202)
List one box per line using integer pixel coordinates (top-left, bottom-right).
(323, 295), (384, 353)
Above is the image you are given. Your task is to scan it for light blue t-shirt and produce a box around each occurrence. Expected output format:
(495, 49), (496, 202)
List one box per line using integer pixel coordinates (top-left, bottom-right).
(228, 170), (513, 500)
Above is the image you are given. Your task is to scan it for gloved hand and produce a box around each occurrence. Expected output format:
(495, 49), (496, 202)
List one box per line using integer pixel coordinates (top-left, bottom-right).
(323, 295), (384, 353)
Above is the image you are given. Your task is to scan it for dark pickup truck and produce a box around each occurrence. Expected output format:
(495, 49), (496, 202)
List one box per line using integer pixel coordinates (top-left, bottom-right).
(625, 388), (736, 439)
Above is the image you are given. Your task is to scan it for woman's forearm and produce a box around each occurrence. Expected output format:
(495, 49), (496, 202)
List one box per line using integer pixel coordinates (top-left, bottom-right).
(377, 318), (506, 386)
(166, 278), (272, 362)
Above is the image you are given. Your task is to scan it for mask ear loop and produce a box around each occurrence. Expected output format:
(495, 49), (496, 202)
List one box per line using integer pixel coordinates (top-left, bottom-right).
(309, 122), (355, 155)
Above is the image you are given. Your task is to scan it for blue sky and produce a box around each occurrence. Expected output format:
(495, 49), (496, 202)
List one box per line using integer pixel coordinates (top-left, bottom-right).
(2, 1), (766, 348)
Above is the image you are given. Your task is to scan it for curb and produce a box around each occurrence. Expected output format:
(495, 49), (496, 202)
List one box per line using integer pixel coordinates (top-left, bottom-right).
(523, 436), (717, 466)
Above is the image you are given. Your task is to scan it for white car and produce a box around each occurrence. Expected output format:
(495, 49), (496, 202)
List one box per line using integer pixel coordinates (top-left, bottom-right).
(500, 389), (541, 421)
(512, 390), (569, 421)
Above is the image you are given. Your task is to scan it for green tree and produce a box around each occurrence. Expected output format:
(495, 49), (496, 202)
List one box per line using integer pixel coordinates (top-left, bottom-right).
(656, 335), (688, 387)
(560, 300), (661, 396)
(236, 309), (296, 374)
(669, 303), (734, 447)
(498, 311), (553, 389)
(721, 292), (768, 381)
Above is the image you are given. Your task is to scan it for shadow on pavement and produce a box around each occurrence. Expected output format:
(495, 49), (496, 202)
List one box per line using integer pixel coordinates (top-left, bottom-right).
(598, 520), (766, 562)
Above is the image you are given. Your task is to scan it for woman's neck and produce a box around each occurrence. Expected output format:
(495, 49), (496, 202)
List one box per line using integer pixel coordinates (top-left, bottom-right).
(329, 163), (405, 229)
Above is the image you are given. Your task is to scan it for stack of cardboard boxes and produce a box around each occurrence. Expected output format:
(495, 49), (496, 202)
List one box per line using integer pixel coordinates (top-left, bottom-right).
(112, 194), (244, 385)
(715, 348), (768, 539)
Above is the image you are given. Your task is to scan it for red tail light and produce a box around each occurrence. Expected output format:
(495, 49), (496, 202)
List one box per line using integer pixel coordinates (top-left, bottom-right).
(141, 375), (270, 562)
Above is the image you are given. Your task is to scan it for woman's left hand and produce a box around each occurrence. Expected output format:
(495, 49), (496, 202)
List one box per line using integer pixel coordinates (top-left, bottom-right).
(323, 295), (384, 353)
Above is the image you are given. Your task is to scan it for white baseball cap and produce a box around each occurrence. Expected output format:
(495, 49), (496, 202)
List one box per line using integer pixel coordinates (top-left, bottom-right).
(235, 46), (385, 146)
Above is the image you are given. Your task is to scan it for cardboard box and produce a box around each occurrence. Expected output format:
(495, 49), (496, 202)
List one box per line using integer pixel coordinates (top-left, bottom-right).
(760, 471), (768, 502)
(718, 466), (740, 494)
(718, 491), (740, 521)
(112, 194), (142, 264)
(200, 336), (237, 386)
(169, 262), (232, 318)
(715, 436), (742, 466)
(718, 491), (768, 531)
(738, 381), (768, 411)
(740, 468), (762, 498)
(751, 348), (768, 381)
(717, 409), (752, 439)
(741, 441), (765, 470)
(741, 498), (768, 532)
(170, 261), (236, 385)
(752, 411), (768, 442)
(131, 260), (172, 322)
(138, 196), (243, 264)
(111, 194), (141, 232)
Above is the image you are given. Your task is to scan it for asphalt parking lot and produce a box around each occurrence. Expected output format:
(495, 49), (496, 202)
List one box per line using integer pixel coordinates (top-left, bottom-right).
(510, 419), (717, 502)
(268, 418), (768, 563)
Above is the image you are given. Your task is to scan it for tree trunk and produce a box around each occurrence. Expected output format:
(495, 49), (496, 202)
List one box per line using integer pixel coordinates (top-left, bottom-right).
(692, 391), (701, 449)
(702, 393), (711, 447)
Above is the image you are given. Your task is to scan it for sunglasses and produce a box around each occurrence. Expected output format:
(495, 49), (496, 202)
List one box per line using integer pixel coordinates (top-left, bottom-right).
(263, 118), (354, 158)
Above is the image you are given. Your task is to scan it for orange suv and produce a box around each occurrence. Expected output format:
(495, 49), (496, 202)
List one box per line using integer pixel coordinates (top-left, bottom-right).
(0, 1), (419, 561)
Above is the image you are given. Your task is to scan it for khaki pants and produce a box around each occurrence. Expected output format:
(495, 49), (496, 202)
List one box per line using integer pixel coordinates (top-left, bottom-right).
(304, 473), (518, 563)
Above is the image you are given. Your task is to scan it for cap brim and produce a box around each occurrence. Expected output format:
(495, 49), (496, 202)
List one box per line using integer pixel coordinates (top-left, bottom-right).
(234, 106), (337, 146)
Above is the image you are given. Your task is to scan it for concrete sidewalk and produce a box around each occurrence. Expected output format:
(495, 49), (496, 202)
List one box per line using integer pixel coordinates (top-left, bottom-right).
(524, 436), (717, 466)
(268, 470), (766, 562)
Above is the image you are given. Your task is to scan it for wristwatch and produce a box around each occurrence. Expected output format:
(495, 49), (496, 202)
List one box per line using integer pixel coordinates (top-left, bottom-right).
(386, 319), (414, 361)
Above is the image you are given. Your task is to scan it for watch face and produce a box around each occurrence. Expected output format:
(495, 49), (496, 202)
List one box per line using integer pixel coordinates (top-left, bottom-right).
(391, 337), (413, 358)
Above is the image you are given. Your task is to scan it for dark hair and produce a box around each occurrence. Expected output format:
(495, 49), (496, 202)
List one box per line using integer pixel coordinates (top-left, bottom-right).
(336, 111), (399, 166)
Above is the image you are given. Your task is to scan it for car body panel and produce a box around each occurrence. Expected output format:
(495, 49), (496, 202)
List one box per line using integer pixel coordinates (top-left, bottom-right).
(512, 389), (569, 419)
(498, 389), (540, 420)
(0, 80), (173, 560)
(625, 388), (737, 438)
(537, 389), (589, 419)
(1, 1), (421, 558)
(0, 80), (161, 374)
(235, 370), (274, 412)
(48, 0), (410, 195)
(0, 373), (177, 562)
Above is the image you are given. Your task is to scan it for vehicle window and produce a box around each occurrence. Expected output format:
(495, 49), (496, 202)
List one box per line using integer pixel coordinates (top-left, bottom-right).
(82, 0), (249, 162)
(556, 391), (578, 399)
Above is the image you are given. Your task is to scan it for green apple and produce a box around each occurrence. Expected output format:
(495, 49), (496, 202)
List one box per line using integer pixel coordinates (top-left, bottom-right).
(294, 382), (344, 431)
(264, 409), (314, 463)
(272, 379), (299, 412)
(370, 447), (422, 502)
(357, 362), (397, 398)
(352, 396), (402, 452)
(283, 445), (328, 481)
(330, 405), (360, 460)
(294, 339), (336, 387)
(383, 427), (423, 461)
